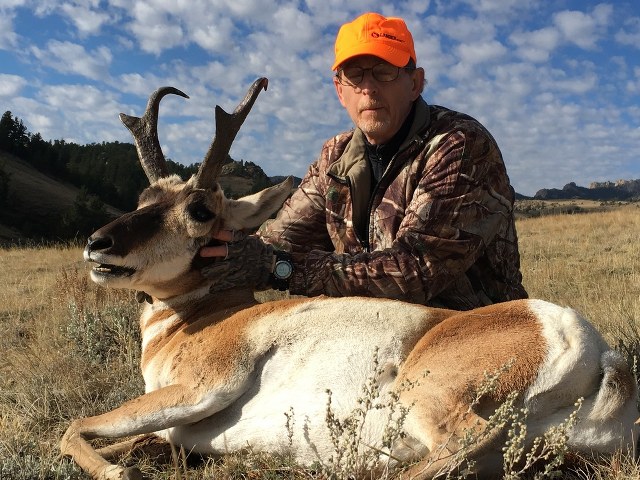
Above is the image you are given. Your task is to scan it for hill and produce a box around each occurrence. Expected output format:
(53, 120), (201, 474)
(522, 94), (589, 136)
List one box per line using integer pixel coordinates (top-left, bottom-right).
(0, 151), (292, 244)
(0, 152), (123, 244)
(533, 179), (640, 201)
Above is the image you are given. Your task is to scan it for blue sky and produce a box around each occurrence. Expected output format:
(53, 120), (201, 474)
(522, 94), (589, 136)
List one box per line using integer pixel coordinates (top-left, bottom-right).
(1, 0), (639, 196)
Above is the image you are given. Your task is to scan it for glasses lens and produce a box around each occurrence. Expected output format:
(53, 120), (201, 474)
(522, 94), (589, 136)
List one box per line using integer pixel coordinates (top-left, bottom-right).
(372, 64), (400, 82)
(340, 67), (364, 85)
(338, 64), (402, 86)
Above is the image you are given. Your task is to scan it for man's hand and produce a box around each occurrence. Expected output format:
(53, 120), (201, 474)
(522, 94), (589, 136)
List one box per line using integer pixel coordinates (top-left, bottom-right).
(200, 229), (239, 258)
(200, 230), (275, 292)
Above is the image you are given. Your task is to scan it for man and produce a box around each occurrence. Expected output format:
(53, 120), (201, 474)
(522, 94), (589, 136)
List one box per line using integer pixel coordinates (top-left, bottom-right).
(202, 12), (527, 310)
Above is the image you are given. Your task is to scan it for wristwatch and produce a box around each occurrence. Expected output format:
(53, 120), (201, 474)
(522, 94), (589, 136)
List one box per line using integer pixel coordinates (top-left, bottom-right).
(270, 250), (294, 291)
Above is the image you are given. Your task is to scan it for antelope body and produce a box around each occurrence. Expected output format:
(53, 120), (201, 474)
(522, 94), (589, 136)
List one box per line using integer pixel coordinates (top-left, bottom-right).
(61, 79), (639, 480)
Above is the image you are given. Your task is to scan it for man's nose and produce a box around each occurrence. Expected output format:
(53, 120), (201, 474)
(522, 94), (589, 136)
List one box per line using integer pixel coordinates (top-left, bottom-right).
(356, 70), (378, 93)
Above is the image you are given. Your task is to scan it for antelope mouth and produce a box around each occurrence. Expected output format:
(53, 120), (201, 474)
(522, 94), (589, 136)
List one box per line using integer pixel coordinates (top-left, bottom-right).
(92, 263), (136, 277)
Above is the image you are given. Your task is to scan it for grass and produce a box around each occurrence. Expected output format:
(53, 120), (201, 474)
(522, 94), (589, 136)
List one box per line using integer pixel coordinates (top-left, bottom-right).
(1, 204), (639, 479)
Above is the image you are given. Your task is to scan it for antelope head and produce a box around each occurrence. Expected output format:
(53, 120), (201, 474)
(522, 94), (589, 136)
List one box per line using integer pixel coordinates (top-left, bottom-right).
(84, 78), (292, 299)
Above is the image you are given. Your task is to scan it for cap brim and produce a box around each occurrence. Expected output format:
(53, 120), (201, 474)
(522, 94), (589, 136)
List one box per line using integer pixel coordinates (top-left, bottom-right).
(332, 42), (411, 71)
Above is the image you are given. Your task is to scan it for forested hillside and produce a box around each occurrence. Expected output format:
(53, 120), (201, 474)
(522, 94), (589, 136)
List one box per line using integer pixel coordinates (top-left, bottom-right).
(0, 111), (198, 212)
(0, 110), (275, 243)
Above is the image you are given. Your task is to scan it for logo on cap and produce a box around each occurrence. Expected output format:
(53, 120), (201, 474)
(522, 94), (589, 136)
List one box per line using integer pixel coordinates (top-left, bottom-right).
(371, 32), (405, 43)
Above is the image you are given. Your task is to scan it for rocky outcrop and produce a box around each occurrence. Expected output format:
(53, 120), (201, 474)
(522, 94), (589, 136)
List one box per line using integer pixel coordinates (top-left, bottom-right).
(534, 179), (640, 201)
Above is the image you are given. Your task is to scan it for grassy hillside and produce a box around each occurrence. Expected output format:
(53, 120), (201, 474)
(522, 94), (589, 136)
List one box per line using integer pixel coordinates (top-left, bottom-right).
(1, 205), (639, 479)
(1, 153), (84, 215)
(0, 151), (274, 244)
(0, 152), (83, 244)
(0, 152), (123, 244)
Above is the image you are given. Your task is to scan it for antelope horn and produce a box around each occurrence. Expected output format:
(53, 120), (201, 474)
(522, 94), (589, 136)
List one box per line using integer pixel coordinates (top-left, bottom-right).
(119, 87), (189, 183)
(195, 77), (268, 189)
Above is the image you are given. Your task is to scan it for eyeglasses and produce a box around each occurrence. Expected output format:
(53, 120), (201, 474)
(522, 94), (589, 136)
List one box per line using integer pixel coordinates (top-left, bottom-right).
(335, 63), (414, 86)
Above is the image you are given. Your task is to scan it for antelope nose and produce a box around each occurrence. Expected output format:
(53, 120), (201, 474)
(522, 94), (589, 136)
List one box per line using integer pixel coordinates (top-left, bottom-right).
(86, 235), (113, 254)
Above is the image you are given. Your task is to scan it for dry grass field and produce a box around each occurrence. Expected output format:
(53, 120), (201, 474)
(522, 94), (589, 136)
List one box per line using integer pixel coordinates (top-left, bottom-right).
(1, 204), (639, 479)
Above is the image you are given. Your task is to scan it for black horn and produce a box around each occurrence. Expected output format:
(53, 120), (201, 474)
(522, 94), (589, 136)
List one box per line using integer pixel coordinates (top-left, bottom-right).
(120, 87), (189, 183)
(195, 78), (268, 189)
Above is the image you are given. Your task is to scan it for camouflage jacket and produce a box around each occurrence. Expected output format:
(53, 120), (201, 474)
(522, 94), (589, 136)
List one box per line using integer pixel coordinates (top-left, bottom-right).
(262, 97), (528, 310)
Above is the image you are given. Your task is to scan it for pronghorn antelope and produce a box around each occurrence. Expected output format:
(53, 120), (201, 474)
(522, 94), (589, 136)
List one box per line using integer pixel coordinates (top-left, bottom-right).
(61, 78), (638, 480)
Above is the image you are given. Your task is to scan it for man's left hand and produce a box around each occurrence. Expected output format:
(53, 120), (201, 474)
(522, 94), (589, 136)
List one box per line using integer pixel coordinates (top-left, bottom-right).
(200, 230), (275, 292)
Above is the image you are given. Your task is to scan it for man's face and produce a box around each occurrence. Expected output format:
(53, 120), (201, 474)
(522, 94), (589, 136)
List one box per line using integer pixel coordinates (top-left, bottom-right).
(333, 55), (424, 145)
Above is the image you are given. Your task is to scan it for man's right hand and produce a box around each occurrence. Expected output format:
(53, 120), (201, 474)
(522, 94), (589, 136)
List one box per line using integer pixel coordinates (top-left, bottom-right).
(200, 232), (275, 292)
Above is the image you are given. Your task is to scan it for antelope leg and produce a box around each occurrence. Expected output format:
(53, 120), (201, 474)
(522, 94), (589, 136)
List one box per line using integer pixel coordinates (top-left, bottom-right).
(61, 383), (234, 480)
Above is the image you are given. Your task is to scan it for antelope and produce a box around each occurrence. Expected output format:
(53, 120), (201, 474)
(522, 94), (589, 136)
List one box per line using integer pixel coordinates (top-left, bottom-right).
(61, 78), (639, 480)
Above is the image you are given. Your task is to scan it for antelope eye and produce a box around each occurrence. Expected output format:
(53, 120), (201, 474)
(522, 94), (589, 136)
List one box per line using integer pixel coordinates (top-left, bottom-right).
(187, 202), (215, 222)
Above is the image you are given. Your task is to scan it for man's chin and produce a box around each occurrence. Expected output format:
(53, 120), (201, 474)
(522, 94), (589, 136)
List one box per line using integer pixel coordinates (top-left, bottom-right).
(359, 122), (393, 144)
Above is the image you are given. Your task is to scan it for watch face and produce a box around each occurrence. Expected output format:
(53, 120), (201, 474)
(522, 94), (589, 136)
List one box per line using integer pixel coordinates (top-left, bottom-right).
(274, 260), (293, 279)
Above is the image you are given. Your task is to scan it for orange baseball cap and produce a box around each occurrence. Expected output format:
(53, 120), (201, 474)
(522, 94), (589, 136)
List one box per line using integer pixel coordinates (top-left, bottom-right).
(332, 12), (417, 71)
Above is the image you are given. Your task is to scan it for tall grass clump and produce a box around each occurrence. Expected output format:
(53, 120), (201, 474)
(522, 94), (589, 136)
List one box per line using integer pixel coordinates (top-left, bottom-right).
(322, 348), (418, 479)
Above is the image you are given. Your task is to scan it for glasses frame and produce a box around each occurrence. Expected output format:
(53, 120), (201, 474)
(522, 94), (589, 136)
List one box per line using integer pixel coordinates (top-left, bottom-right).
(335, 64), (416, 87)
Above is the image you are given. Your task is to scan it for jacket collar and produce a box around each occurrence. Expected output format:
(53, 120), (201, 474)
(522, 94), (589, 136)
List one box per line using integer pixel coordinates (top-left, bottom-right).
(328, 96), (431, 180)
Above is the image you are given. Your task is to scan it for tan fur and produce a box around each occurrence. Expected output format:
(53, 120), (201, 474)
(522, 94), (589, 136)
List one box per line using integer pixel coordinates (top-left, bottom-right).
(403, 302), (545, 402)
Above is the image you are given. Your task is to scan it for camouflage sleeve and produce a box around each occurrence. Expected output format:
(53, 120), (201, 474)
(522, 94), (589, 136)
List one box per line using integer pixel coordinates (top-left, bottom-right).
(285, 128), (517, 305)
(260, 146), (335, 255)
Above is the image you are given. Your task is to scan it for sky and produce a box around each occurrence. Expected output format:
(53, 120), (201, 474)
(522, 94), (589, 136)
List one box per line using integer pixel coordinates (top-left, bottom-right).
(1, 0), (639, 197)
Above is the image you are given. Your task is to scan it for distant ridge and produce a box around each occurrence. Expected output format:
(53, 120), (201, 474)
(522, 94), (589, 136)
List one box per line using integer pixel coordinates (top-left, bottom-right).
(269, 175), (302, 188)
(533, 179), (640, 201)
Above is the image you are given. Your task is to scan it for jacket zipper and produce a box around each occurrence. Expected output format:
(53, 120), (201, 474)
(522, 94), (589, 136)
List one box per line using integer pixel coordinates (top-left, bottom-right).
(345, 175), (370, 250)
(327, 172), (368, 250)
(363, 139), (421, 251)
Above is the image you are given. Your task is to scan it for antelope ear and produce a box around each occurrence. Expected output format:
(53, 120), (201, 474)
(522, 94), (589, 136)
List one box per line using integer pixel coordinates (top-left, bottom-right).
(224, 177), (294, 230)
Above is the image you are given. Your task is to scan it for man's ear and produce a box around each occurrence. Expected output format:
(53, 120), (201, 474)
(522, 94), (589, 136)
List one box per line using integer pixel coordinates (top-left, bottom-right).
(223, 177), (294, 230)
(411, 67), (426, 98)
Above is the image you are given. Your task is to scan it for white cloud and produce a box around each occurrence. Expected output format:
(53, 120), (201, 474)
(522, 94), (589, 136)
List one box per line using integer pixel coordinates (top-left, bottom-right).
(449, 39), (507, 78)
(615, 16), (640, 48)
(429, 15), (497, 44)
(269, 5), (318, 48)
(224, 0), (278, 18)
(456, 40), (507, 65)
(0, 10), (19, 49)
(510, 27), (561, 63)
(59, 2), (112, 35)
(0, 0), (27, 7)
(510, 4), (613, 63)
(30, 40), (113, 80)
(124, 1), (186, 54)
(37, 84), (126, 143)
(552, 4), (612, 49)
(626, 67), (640, 94)
(0, 74), (26, 97)
(459, 0), (525, 15)
(191, 17), (235, 53)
